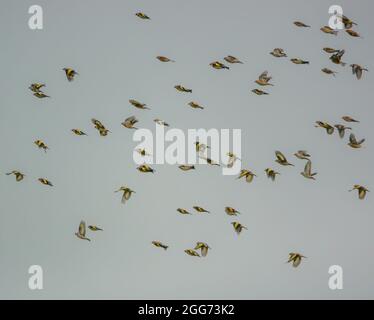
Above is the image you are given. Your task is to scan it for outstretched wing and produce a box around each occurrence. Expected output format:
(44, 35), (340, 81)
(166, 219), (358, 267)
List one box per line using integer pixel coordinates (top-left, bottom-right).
(304, 160), (312, 175)
(275, 151), (286, 162)
(349, 133), (357, 144)
(79, 221), (86, 237)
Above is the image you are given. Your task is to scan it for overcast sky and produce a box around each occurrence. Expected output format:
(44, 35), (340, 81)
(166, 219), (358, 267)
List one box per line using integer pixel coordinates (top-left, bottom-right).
(0, 0), (373, 299)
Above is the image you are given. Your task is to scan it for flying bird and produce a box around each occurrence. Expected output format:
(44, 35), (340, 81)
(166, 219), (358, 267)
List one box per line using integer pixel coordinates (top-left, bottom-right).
(115, 187), (135, 204)
(265, 168), (280, 181)
(71, 129), (87, 136)
(136, 148), (151, 157)
(75, 221), (90, 241)
(225, 207), (240, 216)
(38, 178), (53, 186)
(290, 58), (309, 65)
(154, 119), (170, 127)
(184, 249), (200, 257)
(255, 71), (273, 86)
(136, 12), (150, 20)
(175, 85), (192, 93)
(287, 253), (306, 267)
(275, 151), (294, 166)
(315, 121), (334, 135)
(129, 99), (150, 110)
(348, 133), (365, 149)
(188, 102), (204, 110)
(156, 56), (175, 62)
(122, 116), (139, 129)
(193, 206), (210, 214)
(6, 170), (25, 181)
(177, 208), (191, 215)
(294, 21), (310, 27)
(237, 169), (256, 183)
(349, 185), (369, 200)
(152, 241), (168, 250)
(252, 89), (269, 95)
(341, 15), (357, 29)
(224, 55), (243, 64)
(194, 242), (210, 257)
(29, 83), (45, 92)
(33, 91), (50, 98)
(137, 164), (155, 173)
(210, 61), (229, 70)
(330, 50), (346, 66)
(270, 48), (287, 58)
(301, 160), (317, 180)
(34, 140), (49, 152)
(350, 64), (368, 80)
(294, 150), (310, 160)
(342, 116), (359, 123)
(334, 124), (351, 138)
(88, 225), (103, 231)
(63, 68), (78, 81)
(323, 47), (340, 54)
(346, 29), (361, 38)
(231, 222), (247, 235)
(320, 26), (338, 35)
(179, 164), (195, 171)
(321, 68), (337, 76)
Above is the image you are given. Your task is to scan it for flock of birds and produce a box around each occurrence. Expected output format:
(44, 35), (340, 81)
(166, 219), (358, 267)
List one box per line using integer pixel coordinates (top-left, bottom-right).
(6, 11), (370, 268)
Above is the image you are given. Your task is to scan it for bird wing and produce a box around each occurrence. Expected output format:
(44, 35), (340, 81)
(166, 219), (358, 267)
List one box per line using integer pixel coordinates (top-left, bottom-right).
(79, 221), (86, 237)
(275, 151), (286, 162)
(259, 71), (268, 80)
(359, 189), (366, 199)
(201, 246), (208, 257)
(304, 160), (312, 175)
(349, 133), (357, 144)
(293, 256), (301, 267)
(356, 67), (363, 79)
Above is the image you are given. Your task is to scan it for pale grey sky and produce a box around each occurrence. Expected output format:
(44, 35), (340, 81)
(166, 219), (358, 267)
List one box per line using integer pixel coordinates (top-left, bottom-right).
(0, 0), (373, 299)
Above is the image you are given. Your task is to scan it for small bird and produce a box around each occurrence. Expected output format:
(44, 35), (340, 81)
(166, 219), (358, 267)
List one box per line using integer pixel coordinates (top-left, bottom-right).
(193, 206), (210, 214)
(184, 249), (200, 257)
(346, 29), (361, 38)
(152, 241), (168, 250)
(334, 124), (351, 138)
(71, 129), (87, 136)
(323, 47), (340, 54)
(270, 48), (287, 57)
(154, 119), (169, 127)
(275, 151), (294, 166)
(29, 83), (45, 92)
(34, 140), (49, 152)
(156, 56), (175, 62)
(315, 121), (335, 135)
(349, 185), (369, 200)
(194, 242), (210, 257)
(287, 253), (306, 267)
(135, 12), (150, 20)
(224, 55), (243, 64)
(188, 102), (204, 110)
(6, 170), (25, 181)
(342, 116), (359, 123)
(115, 187), (135, 204)
(225, 207), (240, 216)
(265, 168), (280, 181)
(137, 165), (155, 173)
(75, 221), (90, 241)
(231, 222), (247, 235)
(252, 89), (269, 95)
(129, 99), (150, 110)
(204, 157), (220, 166)
(91, 118), (105, 130)
(174, 85), (192, 93)
(136, 148), (151, 157)
(350, 64), (368, 80)
(177, 208), (191, 215)
(237, 169), (256, 183)
(210, 61), (229, 70)
(179, 164), (195, 171)
(290, 58), (309, 65)
(195, 141), (210, 153)
(294, 150), (310, 160)
(33, 91), (50, 98)
(88, 225), (103, 231)
(301, 160), (317, 180)
(294, 21), (310, 27)
(348, 133), (365, 149)
(321, 68), (338, 76)
(226, 152), (241, 169)
(320, 26), (338, 35)
(341, 15), (357, 29)
(330, 50), (346, 66)
(255, 71), (273, 86)
(122, 116), (139, 129)
(98, 128), (110, 136)
(38, 178), (53, 186)
(63, 68), (78, 81)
